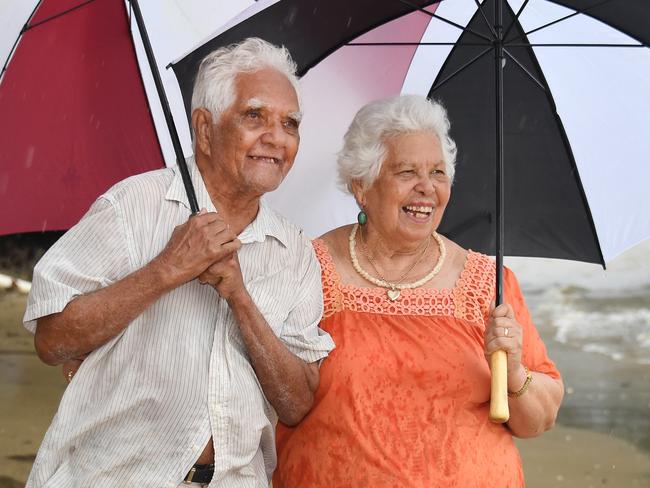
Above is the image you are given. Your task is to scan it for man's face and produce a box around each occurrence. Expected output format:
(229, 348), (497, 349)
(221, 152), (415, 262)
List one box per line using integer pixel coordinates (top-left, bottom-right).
(209, 68), (301, 198)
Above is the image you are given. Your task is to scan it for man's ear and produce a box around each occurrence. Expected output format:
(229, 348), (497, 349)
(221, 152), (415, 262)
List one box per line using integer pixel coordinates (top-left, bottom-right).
(191, 108), (213, 158)
(350, 179), (366, 208)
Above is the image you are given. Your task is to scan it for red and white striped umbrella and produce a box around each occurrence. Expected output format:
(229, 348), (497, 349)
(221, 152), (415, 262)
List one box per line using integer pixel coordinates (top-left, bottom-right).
(0, 0), (253, 235)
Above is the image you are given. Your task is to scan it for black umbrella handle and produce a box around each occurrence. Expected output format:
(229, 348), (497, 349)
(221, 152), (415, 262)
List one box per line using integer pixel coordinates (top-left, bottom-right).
(128, 0), (199, 215)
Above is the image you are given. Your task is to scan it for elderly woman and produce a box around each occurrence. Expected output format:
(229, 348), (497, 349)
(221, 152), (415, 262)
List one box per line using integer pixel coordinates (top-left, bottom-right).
(273, 95), (563, 487)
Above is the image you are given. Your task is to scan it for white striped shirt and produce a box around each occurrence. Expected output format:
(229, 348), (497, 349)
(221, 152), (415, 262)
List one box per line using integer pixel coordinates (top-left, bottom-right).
(23, 159), (334, 488)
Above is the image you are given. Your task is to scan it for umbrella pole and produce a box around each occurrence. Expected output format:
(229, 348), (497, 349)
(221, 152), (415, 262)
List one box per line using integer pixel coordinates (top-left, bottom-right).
(489, 0), (509, 424)
(128, 0), (199, 214)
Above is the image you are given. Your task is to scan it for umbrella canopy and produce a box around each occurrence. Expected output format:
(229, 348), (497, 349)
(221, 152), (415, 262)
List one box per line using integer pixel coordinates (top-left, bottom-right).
(0, 0), (163, 235)
(172, 0), (650, 266)
(0, 0), (255, 236)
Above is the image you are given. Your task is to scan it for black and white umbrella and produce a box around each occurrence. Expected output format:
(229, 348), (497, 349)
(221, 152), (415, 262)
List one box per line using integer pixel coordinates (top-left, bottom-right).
(169, 0), (650, 421)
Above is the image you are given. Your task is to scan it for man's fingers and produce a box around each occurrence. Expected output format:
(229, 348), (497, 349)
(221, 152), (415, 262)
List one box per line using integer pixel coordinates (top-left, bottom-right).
(191, 211), (223, 227)
(208, 238), (241, 259)
(210, 226), (238, 246)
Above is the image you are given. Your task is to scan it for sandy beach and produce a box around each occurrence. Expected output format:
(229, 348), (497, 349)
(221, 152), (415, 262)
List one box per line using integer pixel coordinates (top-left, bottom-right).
(2, 288), (649, 487)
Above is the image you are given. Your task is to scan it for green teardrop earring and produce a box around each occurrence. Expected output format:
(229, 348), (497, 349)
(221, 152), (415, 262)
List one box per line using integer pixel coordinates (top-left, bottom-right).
(357, 210), (367, 226)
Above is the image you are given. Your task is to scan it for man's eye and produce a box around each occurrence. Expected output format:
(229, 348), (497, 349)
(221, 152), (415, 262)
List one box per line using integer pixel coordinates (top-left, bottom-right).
(246, 110), (261, 119)
(283, 118), (299, 130)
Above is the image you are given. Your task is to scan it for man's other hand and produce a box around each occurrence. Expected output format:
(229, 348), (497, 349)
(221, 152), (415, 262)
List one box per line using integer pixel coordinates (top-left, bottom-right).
(198, 251), (245, 301)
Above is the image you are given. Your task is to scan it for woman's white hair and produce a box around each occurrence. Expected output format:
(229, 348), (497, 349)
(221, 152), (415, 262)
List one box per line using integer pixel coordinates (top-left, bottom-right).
(191, 37), (301, 119)
(338, 94), (458, 194)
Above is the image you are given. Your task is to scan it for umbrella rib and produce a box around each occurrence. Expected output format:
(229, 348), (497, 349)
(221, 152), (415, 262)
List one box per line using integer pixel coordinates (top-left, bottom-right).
(430, 46), (493, 93)
(473, 0), (497, 38)
(1, 0), (42, 80)
(507, 43), (645, 48)
(23, 0), (99, 32)
(502, 0), (529, 42)
(347, 42), (489, 46)
(502, 48), (546, 92)
(506, 0), (614, 44)
(395, 0), (493, 43)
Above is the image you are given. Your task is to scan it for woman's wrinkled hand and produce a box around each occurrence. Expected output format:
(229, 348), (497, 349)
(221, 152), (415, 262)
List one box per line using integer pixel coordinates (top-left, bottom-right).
(484, 303), (527, 391)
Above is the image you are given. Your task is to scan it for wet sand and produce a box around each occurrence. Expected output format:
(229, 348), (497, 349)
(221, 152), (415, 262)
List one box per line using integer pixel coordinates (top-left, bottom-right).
(1, 289), (649, 487)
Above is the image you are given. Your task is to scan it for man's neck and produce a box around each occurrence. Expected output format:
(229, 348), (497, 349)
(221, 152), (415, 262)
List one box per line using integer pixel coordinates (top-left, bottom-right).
(196, 159), (261, 236)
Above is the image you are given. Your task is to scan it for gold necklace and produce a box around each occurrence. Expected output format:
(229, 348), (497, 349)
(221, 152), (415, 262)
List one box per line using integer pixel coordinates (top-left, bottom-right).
(362, 231), (431, 287)
(349, 223), (447, 301)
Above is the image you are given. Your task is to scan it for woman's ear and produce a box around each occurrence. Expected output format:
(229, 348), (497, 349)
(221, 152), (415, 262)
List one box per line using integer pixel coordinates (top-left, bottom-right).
(350, 179), (366, 209)
(191, 108), (213, 158)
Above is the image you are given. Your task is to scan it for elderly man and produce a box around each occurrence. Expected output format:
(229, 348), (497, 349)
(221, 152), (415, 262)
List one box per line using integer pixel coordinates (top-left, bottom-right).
(23, 38), (334, 487)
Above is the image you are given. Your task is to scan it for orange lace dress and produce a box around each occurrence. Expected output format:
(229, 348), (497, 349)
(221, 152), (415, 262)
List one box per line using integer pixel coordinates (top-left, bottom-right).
(274, 240), (561, 488)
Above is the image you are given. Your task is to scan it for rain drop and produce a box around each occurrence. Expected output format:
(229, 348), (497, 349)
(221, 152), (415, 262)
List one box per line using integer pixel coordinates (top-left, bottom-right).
(24, 146), (35, 169)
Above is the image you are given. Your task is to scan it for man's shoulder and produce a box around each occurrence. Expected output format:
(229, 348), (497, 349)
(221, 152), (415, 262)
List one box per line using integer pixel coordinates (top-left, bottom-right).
(263, 204), (311, 249)
(101, 167), (175, 206)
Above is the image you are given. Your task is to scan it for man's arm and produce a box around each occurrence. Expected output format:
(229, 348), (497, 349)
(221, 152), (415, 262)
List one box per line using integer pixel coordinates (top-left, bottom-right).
(198, 253), (321, 426)
(35, 211), (239, 365)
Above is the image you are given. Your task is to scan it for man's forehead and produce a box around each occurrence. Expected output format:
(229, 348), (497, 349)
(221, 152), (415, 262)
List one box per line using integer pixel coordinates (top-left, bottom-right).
(233, 69), (298, 105)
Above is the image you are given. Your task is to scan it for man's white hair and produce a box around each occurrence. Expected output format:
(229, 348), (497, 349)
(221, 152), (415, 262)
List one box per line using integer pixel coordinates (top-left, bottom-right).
(338, 94), (458, 194)
(191, 37), (301, 120)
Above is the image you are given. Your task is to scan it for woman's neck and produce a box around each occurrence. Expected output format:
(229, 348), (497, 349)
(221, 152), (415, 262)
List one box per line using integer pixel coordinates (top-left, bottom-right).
(361, 224), (429, 261)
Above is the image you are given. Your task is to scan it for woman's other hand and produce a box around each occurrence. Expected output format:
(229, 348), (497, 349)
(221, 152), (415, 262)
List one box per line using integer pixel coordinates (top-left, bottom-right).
(484, 303), (527, 393)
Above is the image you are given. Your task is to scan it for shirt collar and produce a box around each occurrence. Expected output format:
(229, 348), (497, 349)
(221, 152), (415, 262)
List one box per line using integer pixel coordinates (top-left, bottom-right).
(165, 156), (216, 213)
(165, 156), (289, 247)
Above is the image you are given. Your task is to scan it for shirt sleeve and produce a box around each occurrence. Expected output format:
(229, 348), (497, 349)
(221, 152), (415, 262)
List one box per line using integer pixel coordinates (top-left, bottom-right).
(23, 195), (132, 333)
(503, 266), (562, 380)
(280, 238), (335, 364)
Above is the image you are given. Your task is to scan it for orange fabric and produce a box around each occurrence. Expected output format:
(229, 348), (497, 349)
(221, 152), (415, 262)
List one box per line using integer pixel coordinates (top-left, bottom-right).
(274, 240), (561, 488)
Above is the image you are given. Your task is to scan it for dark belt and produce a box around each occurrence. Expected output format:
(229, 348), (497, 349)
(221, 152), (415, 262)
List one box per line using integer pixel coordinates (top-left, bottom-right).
(184, 463), (214, 484)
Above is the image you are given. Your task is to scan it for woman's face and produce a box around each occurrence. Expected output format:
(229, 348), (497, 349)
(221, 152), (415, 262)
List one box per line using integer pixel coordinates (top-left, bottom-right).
(356, 131), (451, 248)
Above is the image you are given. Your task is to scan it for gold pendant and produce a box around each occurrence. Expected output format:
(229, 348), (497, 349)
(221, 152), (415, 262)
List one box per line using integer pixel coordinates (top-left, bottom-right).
(387, 288), (401, 301)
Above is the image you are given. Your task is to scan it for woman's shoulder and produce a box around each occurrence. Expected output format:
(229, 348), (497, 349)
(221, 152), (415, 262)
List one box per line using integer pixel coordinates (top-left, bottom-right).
(317, 225), (354, 260)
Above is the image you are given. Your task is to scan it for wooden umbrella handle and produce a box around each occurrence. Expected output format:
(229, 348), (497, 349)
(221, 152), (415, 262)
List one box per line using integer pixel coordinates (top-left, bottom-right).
(489, 349), (509, 423)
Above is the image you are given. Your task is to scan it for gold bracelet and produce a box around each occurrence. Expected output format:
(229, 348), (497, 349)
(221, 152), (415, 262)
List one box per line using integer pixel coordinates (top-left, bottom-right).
(508, 365), (532, 398)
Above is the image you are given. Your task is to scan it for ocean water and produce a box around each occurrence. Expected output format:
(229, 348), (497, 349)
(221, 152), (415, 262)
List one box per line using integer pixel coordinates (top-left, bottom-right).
(505, 239), (650, 365)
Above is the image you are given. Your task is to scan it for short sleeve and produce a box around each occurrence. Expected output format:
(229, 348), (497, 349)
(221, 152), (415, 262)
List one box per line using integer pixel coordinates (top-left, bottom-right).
(503, 267), (561, 380)
(23, 196), (133, 333)
(280, 239), (335, 363)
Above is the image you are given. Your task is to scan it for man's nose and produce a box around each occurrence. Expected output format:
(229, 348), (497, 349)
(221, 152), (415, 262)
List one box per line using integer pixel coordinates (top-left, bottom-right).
(260, 119), (287, 146)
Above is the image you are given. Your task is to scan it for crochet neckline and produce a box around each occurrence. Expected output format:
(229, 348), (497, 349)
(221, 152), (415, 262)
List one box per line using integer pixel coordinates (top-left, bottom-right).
(313, 238), (495, 321)
(313, 238), (475, 296)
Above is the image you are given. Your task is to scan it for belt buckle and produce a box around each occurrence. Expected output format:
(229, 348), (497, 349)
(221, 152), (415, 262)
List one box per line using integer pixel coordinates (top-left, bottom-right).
(184, 466), (196, 485)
